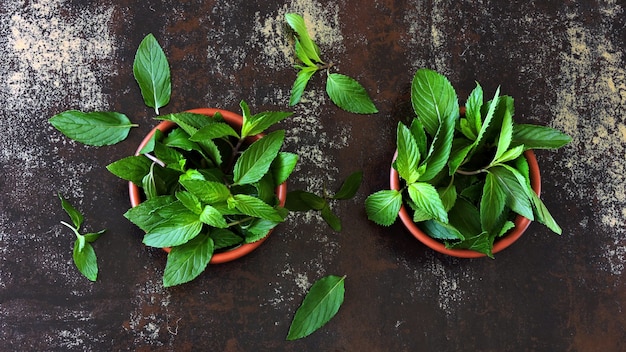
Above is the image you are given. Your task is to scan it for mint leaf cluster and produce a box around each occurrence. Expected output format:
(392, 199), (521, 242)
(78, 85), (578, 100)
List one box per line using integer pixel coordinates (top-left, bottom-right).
(58, 193), (105, 281)
(365, 69), (571, 257)
(285, 13), (378, 114)
(285, 171), (363, 232)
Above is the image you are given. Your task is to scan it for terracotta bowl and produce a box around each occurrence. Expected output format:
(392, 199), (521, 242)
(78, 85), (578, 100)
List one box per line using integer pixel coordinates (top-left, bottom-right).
(129, 108), (287, 264)
(389, 149), (541, 258)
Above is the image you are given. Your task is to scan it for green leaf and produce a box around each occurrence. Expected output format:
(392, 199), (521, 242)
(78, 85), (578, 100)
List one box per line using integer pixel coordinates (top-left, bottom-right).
(364, 190), (402, 226)
(73, 241), (98, 281)
(447, 232), (493, 257)
(233, 194), (285, 222)
(209, 229), (243, 250)
(410, 68), (458, 136)
(143, 212), (203, 247)
(271, 152), (298, 186)
(163, 128), (195, 151)
(124, 195), (175, 232)
(287, 275), (346, 340)
(489, 166), (534, 221)
(420, 219), (464, 240)
(321, 204), (342, 232)
(58, 193), (83, 230)
(448, 197), (481, 236)
(511, 124), (572, 150)
(199, 205), (228, 228)
(493, 102), (513, 162)
(243, 217), (282, 243)
(290, 67), (317, 107)
(394, 123), (421, 184)
(438, 185), (457, 212)
(233, 130), (285, 185)
(285, 190), (316, 211)
(294, 38), (317, 67)
(176, 191), (203, 215)
(161, 112), (213, 135)
(448, 139), (473, 175)
(419, 101), (457, 181)
(179, 179), (231, 204)
(154, 141), (186, 171)
(107, 155), (153, 185)
(49, 111), (136, 146)
(133, 33), (171, 114)
(493, 144), (525, 165)
(300, 192), (327, 210)
(83, 229), (105, 243)
(480, 172), (507, 233)
(409, 118), (428, 160)
(530, 191), (562, 234)
(163, 234), (214, 287)
(285, 13), (323, 64)
(326, 73), (378, 114)
(332, 171), (363, 200)
(474, 86), (501, 146)
(241, 110), (293, 138)
(464, 82), (484, 138)
(190, 122), (240, 142)
(407, 182), (448, 223)
(142, 163), (158, 200)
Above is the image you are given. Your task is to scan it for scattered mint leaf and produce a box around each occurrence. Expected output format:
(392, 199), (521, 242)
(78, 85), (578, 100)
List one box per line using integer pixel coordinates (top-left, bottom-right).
(332, 171), (363, 200)
(133, 33), (171, 115)
(326, 73), (378, 114)
(49, 111), (137, 146)
(289, 67), (317, 106)
(321, 204), (342, 232)
(287, 275), (346, 340)
(58, 193), (83, 230)
(284, 13), (323, 64)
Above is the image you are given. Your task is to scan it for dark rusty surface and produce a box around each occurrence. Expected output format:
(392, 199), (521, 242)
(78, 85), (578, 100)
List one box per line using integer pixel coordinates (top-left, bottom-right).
(1, 0), (625, 351)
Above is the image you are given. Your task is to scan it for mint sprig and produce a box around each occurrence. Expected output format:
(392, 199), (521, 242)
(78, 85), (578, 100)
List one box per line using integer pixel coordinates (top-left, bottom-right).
(286, 171), (363, 232)
(285, 13), (378, 114)
(58, 193), (105, 281)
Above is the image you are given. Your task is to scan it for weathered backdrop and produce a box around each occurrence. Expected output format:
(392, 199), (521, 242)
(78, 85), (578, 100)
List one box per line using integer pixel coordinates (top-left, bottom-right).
(1, 0), (625, 351)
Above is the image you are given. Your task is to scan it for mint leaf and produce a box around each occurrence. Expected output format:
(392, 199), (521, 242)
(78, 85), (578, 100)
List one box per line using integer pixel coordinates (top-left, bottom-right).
(489, 166), (534, 221)
(233, 194), (285, 222)
(394, 122), (421, 184)
(420, 220), (464, 240)
(290, 67), (317, 107)
(133, 33), (171, 114)
(287, 275), (346, 340)
(163, 234), (214, 287)
(83, 229), (106, 243)
(411, 68), (458, 136)
(233, 130), (285, 185)
(364, 190), (402, 226)
(321, 204), (342, 232)
(49, 111), (136, 146)
(271, 152), (299, 186)
(175, 191), (203, 215)
(474, 86), (501, 146)
(73, 241), (98, 282)
(493, 102), (513, 162)
(107, 155), (153, 185)
(59, 193), (83, 230)
(285, 190), (316, 211)
(209, 229), (243, 250)
(512, 124), (572, 150)
(190, 122), (240, 141)
(326, 73), (378, 114)
(143, 212), (203, 247)
(285, 13), (323, 64)
(332, 171), (363, 200)
(407, 182), (448, 223)
(464, 82), (484, 138)
(480, 172), (507, 233)
(241, 109), (293, 138)
(179, 179), (231, 204)
(199, 205), (228, 228)
(124, 195), (175, 231)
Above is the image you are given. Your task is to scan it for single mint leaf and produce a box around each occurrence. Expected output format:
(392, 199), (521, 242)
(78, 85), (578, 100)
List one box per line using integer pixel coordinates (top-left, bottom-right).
(83, 229), (105, 243)
(448, 197), (481, 236)
(176, 191), (203, 215)
(394, 122), (421, 184)
(321, 204), (342, 232)
(421, 219), (464, 240)
(419, 112), (455, 181)
(107, 155), (153, 185)
(407, 182), (448, 223)
(480, 172), (507, 233)
(233, 194), (285, 222)
(300, 192), (326, 210)
(124, 195), (175, 232)
(448, 139), (473, 175)
(411, 68), (458, 136)
(474, 86), (501, 146)
(285, 190), (315, 211)
(493, 103), (513, 162)
(409, 118), (428, 160)
(438, 185), (457, 212)
(233, 130), (285, 185)
(133, 33), (171, 115)
(241, 110), (293, 138)
(494, 144), (525, 165)
(142, 163), (158, 200)
(143, 212), (203, 248)
(332, 171), (363, 200)
(49, 111), (136, 146)
(210, 229), (243, 250)
(285, 13), (323, 64)
(326, 73), (378, 114)
(58, 193), (83, 230)
(163, 234), (214, 287)
(163, 128), (195, 151)
(447, 232), (493, 257)
(190, 122), (240, 142)
(364, 190), (402, 226)
(271, 152), (298, 186)
(179, 179), (231, 204)
(490, 166), (534, 221)
(244, 217), (282, 243)
(511, 124), (572, 150)
(287, 275), (346, 340)
(73, 241), (98, 281)
(294, 38), (317, 67)
(199, 205), (228, 228)
(290, 67), (317, 107)
(530, 191), (562, 234)
(465, 82), (484, 137)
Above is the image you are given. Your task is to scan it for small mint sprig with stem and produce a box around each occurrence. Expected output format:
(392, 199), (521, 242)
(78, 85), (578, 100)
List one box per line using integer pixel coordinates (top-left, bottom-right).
(58, 193), (106, 281)
(285, 13), (378, 114)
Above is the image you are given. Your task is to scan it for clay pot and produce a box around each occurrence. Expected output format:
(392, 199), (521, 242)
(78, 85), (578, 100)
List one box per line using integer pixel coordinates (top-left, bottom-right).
(129, 108), (287, 264)
(389, 150), (541, 258)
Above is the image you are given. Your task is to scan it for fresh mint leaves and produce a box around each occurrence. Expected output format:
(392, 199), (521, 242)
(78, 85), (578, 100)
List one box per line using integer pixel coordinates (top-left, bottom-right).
(365, 68), (571, 257)
(49, 111), (137, 146)
(286, 171), (363, 232)
(58, 193), (105, 281)
(285, 13), (377, 114)
(287, 275), (346, 340)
